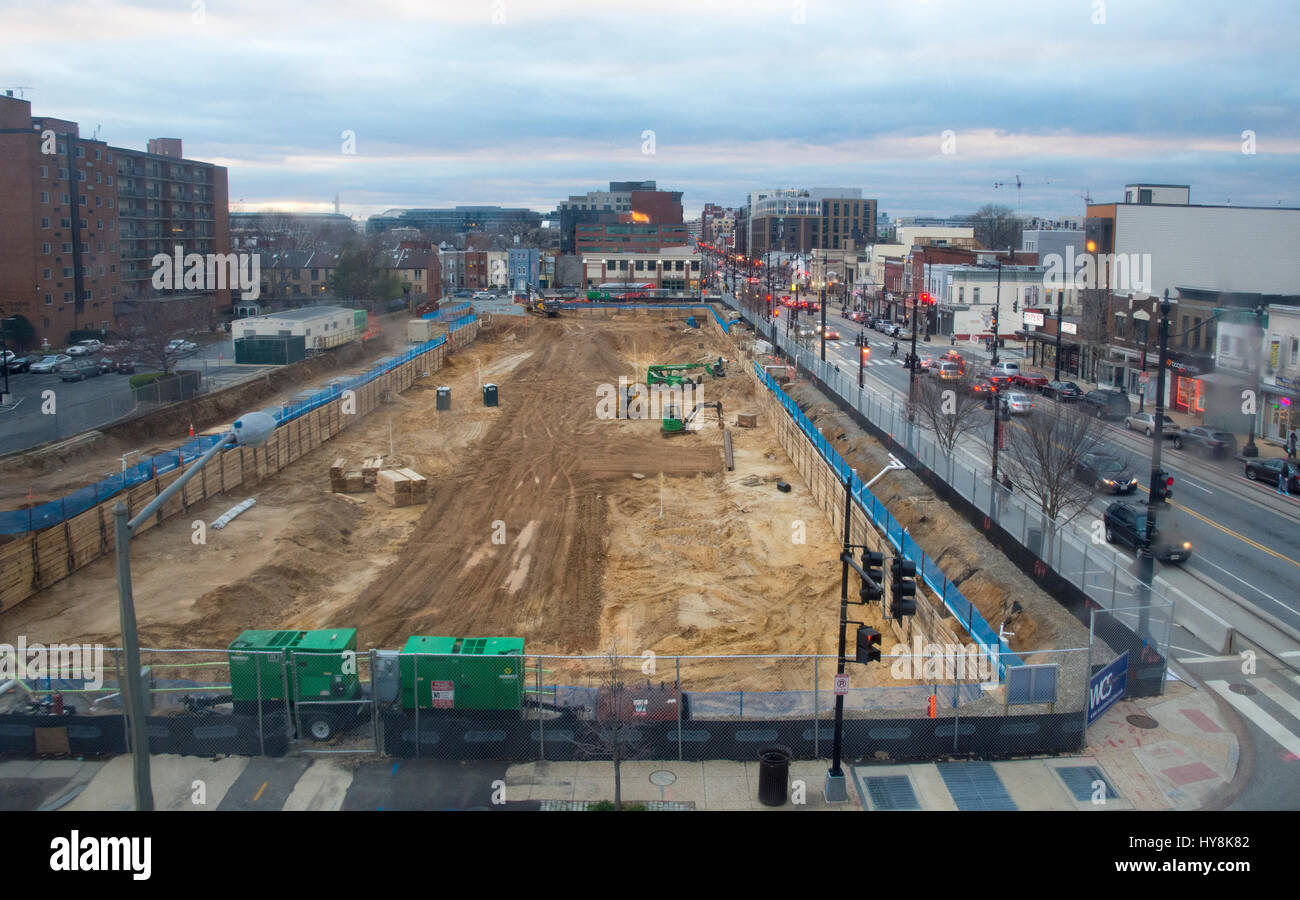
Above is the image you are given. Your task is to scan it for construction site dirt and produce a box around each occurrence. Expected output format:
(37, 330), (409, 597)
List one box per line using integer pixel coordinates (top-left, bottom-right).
(3, 316), (945, 692)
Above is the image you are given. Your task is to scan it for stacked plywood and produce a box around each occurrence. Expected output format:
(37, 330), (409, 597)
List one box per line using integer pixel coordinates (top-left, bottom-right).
(360, 456), (384, 488)
(376, 467), (428, 507)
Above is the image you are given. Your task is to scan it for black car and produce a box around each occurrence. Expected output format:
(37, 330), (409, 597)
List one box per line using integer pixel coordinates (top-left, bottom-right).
(1082, 388), (1132, 420)
(1243, 457), (1300, 492)
(1103, 500), (1193, 564)
(1075, 452), (1139, 493)
(1174, 426), (1237, 458)
(3, 354), (33, 374)
(1045, 380), (1083, 401)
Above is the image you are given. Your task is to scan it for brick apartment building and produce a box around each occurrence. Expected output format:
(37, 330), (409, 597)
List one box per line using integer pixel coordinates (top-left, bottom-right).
(0, 94), (230, 348)
(574, 218), (689, 253)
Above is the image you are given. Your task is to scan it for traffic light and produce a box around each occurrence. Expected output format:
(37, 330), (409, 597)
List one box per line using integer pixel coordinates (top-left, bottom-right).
(1155, 469), (1174, 500)
(862, 347), (871, 362)
(919, 292), (933, 305)
(860, 550), (884, 602)
(889, 558), (917, 621)
(856, 626), (882, 664)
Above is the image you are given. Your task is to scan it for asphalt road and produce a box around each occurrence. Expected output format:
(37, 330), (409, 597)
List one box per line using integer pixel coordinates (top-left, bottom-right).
(749, 298), (1300, 634)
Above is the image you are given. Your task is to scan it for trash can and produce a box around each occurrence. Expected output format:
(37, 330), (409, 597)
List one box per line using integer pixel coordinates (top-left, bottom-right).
(757, 745), (792, 806)
(483, 383), (498, 407)
(436, 386), (450, 410)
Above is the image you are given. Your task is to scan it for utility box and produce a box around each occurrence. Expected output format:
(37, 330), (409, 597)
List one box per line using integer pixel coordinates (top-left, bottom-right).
(399, 636), (524, 711)
(483, 383), (498, 407)
(436, 386), (451, 410)
(228, 628), (359, 708)
(407, 319), (437, 343)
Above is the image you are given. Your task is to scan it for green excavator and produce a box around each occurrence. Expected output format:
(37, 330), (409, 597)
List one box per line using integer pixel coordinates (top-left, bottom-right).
(646, 358), (725, 387)
(662, 400), (724, 436)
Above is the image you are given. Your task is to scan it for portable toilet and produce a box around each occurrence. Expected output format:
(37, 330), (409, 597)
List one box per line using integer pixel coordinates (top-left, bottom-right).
(436, 386), (450, 410)
(483, 383), (498, 407)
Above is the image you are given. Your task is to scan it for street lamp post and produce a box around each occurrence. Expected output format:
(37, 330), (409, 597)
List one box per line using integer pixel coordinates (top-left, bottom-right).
(1053, 286), (1065, 382)
(113, 410), (276, 810)
(1137, 292), (1174, 637)
(1242, 304), (1265, 457)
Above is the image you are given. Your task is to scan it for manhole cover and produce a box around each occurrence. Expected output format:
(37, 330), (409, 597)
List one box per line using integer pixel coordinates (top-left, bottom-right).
(1126, 714), (1158, 729)
(649, 770), (677, 787)
(1228, 683), (1258, 696)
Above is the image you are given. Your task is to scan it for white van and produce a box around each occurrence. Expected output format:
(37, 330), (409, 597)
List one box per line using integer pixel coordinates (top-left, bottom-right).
(989, 360), (1021, 378)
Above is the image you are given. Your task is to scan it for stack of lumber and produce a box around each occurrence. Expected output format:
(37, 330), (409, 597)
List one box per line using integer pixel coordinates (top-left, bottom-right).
(376, 467), (429, 507)
(360, 456), (384, 488)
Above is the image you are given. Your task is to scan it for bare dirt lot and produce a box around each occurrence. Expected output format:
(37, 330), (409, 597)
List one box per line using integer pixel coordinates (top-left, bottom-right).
(2, 316), (919, 690)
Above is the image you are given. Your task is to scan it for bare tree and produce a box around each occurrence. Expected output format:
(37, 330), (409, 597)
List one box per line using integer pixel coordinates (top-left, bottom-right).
(1076, 286), (1111, 383)
(570, 643), (655, 810)
(969, 204), (1023, 252)
(119, 297), (213, 376)
(999, 400), (1103, 528)
(912, 371), (988, 482)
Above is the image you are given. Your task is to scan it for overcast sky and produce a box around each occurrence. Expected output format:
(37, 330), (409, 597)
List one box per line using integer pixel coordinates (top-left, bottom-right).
(4, 0), (1298, 222)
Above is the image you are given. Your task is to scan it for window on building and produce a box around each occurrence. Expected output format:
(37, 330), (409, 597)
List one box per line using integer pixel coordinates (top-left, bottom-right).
(41, 217), (49, 228)
(973, 287), (981, 303)
(1291, 337), (1299, 366)
(44, 294), (52, 306)
(58, 167), (67, 179)
(106, 175), (113, 185)
(40, 191), (49, 203)
(1115, 315), (1126, 339)
(43, 268), (51, 279)
(1219, 335), (1231, 357)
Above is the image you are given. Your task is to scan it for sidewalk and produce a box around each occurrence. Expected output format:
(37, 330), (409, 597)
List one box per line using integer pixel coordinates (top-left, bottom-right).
(0, 674), (1241, 811)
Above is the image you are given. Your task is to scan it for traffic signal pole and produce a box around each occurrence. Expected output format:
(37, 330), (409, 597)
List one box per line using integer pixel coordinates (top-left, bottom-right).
(827, 470), (855, 802)
(1137, 292), (1173, 638)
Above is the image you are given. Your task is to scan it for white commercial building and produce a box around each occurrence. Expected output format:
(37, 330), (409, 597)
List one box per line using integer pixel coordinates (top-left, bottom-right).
(231, 306), (365, 350)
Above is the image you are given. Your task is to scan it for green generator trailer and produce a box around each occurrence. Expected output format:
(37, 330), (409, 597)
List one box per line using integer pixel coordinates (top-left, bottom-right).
(399, 636), (525, 711)
(228, 628), (362, 740)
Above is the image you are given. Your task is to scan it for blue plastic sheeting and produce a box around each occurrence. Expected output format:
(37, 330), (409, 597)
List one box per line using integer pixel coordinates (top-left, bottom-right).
(420, 302), (472, 321)
(0, 319), (478, 536)
(751, 361), (1019, 679)
(558, 302), (731, 332)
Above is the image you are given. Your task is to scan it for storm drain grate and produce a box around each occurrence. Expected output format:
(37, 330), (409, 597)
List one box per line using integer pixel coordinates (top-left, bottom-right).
(864, 775), (921, 810)
(936, 763), (1018, 811)
(1056, 765), (1119, 802)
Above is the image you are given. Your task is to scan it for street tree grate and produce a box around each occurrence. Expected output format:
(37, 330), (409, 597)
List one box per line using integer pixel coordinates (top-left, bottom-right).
(936, 762), (1018, 811)
(864, 775), (921, 810)
(1056, 765), (1119, 802)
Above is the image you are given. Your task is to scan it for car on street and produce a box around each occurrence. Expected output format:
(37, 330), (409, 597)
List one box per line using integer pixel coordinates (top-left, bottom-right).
(1044, 380), (1083, 401)
(1004, 391), (1035, 415)
(28, 354), (71, 374)
(989, 360), (1021, 379)
(1012, 371), (1049, 390)
(1124, 411), (1179, 438)
(1102, 500), (1193, 563)
(816, 326), (841, 340)
(935, 361), (962, 381)
(1082, 388), (1132, 420)
(1075, 452), (1139, 493)
(916, 356), (935, 373)
(1174, 426), (1237, 458)
(4, 353), (34, 373)
(57, 358), (101, 381)
(1243, 457), (1300, 492)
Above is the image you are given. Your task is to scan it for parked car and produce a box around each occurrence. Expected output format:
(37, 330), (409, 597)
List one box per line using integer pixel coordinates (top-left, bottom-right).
(166, 339), (198, 356)
(66, 343), (91, 356)
(1103, 500), (1193, 563)
(1082, 388), (1132, 420)
(57, 358), (101, 381)
(115, 358), (137, 374)
(1075, 452), (1139, 493)
(4, 353), (34, 373)
(1243, 458), (1300, 492)
(75, 339), (103, 353)
(96, 356), (116, 374)
(1174, 426), (1237, 458)
(1044, 380), (1083, 401)
(1012, 371), (1049, 390)
(28, 354), (71, 374)
(1004, 391), (1035, 415)
(472, 291), (494, 300)
(1124, 412), (1179, 438)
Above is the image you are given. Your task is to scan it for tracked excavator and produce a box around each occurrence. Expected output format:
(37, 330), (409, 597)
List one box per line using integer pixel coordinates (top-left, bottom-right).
(646, 358), (726, 387)
(662, 400), (724, 436)
(521, 285), (561, 317)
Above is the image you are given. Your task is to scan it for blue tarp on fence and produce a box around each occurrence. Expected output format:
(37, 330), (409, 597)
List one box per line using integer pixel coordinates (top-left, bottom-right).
(420, 302), (472, 322)
(753, 361), (1019, 679)
(0, 315), (478, 536)
(559, 302), (731, 332)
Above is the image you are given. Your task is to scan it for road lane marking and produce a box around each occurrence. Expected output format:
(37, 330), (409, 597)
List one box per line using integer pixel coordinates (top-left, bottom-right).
(1206, 680), (1300, 757)
(1175, 653), (1244, 664)
(253, 781), (267, 803)
(1134, 485), (1300, 571)
(1189, 557), (1294, 618)
(1253, 678), (1300, 721)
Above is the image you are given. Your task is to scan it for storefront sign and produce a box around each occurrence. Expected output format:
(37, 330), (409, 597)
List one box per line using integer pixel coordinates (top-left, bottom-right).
(1277, 374), (1300, 391)
(1023, 311), (1045, 327)
(1061, 321), (1077, 335)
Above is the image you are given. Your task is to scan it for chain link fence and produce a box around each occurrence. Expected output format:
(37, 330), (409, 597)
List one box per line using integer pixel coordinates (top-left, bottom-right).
(735, 302), (1174, 691)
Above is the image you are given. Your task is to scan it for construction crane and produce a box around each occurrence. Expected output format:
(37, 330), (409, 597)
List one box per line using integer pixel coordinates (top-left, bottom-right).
(662, 401), (724, 437)
(993, 175), (1055, 216)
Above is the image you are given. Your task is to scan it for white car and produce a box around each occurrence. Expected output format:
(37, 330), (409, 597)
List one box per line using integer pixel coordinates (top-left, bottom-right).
(66, 344), (91, 356)
(1004, 391), (1035, 415)
(167, 339), (198, 356)
(989, 360), (1021, 378)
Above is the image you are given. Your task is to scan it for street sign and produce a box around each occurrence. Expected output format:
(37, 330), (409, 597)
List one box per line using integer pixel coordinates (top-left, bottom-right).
(833, 674), (850, 696)
(1087, 651), (1128, 724)
(1138, 371), (1151, 387)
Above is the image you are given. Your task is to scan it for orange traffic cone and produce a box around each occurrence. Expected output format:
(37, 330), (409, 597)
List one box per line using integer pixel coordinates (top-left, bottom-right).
(928, 694), (937, 718)
(188, 422), (194, 437)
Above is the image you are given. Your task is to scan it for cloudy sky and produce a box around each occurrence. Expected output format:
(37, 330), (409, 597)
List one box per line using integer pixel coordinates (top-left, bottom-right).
(4, 0), (1298, 222)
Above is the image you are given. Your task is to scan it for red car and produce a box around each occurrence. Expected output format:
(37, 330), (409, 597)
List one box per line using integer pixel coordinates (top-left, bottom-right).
(1013, 371), (1049, 390)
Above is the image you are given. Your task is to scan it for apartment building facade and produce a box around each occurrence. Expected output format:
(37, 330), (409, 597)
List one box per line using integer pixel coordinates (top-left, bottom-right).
(0, 95), (230, 347)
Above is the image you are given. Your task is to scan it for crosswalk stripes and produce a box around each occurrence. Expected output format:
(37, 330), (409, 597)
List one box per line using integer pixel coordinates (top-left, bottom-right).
(1253, 677), (1300, 721)
(1206, 678), (1300, 758)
